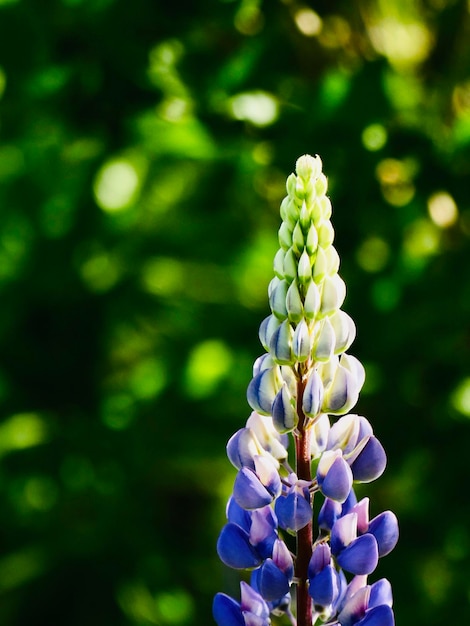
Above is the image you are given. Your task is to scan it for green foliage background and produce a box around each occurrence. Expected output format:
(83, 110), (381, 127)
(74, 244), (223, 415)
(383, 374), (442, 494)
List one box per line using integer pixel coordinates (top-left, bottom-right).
(0, 0), (470, 624)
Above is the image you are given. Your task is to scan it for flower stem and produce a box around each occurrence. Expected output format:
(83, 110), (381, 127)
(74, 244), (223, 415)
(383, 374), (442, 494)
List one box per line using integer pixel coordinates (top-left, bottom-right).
(295, 376), (313, 626)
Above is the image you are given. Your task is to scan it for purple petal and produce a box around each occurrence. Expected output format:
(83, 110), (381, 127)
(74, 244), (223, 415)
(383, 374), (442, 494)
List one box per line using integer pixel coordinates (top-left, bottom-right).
(213, 593), (244, 626)
(308, 543), (331, 577)
(272, 383), (297, 433)
(233, 467), (274, 510)
(337, 533), (379, 575)
(227, 497), (252, 530)
(350, 436), (387, 483)
(338, 586), (369, 626)
(257, 558), (290, 601)
(318, 455), (353, 503)
(272, 538), (294, 579)
(368, 511), (399, 557)
(357, 605), (394, 626)
(331, 512), (357, 555)
(275, 489), (312, 532)
(318, 497), (342, 532)
(226, 428), (257, 470)
(369, 578), (393, 608)
(309, 564), (339, 608)
(217, 523), (262, 569)
(302, 369), (324, 418)
(240, 581), (271, 619)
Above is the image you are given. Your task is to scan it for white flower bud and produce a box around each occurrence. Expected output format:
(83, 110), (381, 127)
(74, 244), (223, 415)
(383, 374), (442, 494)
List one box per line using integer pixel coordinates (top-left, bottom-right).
(305, 223), (318, 255)
(273, 248), (285, 279)
(318, 221), (335, 248)
(292, 318), (311, 362)
(304, 279), (321, 320)
(299, 201), (311, 232)
(259, 315), (282, 351)
(302, 369), (324, 417)
(283, 247), (298, 283)
(286, 280), (304, 323)
(272, 382), (297, 433)
(297, 250), (312, 283)
(325, 245), (340, 275)
(269, 279), (289, 319)
(320, 274), (346, 316)
(292, 221), (305, 255)
(315, 173), (328, 196)
(269, 319), (294, 365)
(278, 221), (292, 250)
(320, 196), (332, 220)
(313, 246), (328, 283)
(313, 317), (335, 362)
(330, 310), (356, 354)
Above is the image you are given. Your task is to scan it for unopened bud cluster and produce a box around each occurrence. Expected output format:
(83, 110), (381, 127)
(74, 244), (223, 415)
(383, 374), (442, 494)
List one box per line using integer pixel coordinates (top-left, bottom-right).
(214, 155), (398, 626)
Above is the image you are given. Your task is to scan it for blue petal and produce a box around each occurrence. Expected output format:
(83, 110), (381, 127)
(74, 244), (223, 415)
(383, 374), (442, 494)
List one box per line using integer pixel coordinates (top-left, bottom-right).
(257, 558), (290, 601)
(308, 543), (331, 577)
(369, 578), (393, 608)
(233, 467), (274, 510)
(337, 533), (379, 575)
(368, 511), (399, 557)
(319, 456), (353, 503)
(318, 497), (342, 531)
(213, 593), (244, 626)
(217, 523), (262, 569)
(227, 497), (252, 531)
(350, 436), (387, 483)
(309, 564), (338, 607)
(275, 490), (312, 532)
(226, 428), (257, 470)
(357, 605), (394, 626)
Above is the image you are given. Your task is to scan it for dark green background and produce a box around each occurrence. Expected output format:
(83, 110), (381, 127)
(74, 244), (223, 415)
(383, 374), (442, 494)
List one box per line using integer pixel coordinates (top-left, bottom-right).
(0, 0), (469, 624)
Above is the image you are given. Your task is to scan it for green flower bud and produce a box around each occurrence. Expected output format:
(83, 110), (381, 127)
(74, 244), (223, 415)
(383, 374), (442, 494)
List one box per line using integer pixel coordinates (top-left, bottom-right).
(286, 280), (304, 323)
(320, 196), (332, 220)
(299, 201), (311, 232)
(286, 173), (297, 197)
(292, 221), (305, 255)
(318, 221), (335, 248)
(278, 222), (292, 250)
(313, 317), (335, 362)
(273, 248), (285, 279)
(325, 245), (340, 275)
(303, 279), (321, 320)
(292, 318), (311, 362)
(313, 246), (328, 284)
(283, 247), (298, 283)
(269, 278), (289, 319)
(298, 249), (312, 284)
(305, 223), (319, 255)
(280, 196), (290, 221)
(269, 319), (294, 365)
(315, 172), (328, 196)
(296, 154), (321, 180)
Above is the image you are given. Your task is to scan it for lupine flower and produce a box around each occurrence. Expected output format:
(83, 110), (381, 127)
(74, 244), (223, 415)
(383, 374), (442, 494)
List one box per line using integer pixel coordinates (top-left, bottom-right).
(214, 155), (398, 626)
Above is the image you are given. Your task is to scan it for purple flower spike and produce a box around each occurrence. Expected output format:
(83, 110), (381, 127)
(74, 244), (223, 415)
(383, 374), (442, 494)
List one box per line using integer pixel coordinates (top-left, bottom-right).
(368, 511), (399, 557)
(213, 592), (245, 626)
(317, 450), (353, 503)
(337, 534), (379, 575)
(356, 604), (395, 626)
(350, 436), (387, 483)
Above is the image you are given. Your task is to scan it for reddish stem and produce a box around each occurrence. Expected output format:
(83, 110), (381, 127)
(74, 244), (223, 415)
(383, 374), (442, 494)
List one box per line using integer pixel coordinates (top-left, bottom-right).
(295, 377), (313, 626)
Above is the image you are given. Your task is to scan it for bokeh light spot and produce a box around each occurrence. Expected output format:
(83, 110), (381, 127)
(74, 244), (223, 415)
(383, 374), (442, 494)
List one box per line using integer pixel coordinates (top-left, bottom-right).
(101, 394), (136, 430)
(403, 219), (440, 260)
(24, 476), (59, 512)
(371, 278), (401, 311)
(0, 66), (6, 98)
(94, 159), (141, 212)
(294, 8), (322, 37)
(361, 124), (387, 151)
(451, 377), (470, 417)
(0, 547), (46, 592)
(368, 18), (433, 69)
(0, 413), (48, 456)
(229, 91), (279, 127)
(155, 589), (194, 624)
(184, 340), (233, 398)
(141, 257), (184, 296)
(356, 236), (390, 272)
(427, 191), (458, 228)
(129, 358), (167, 400)
(376, 158), (416, 206)
(234, 3), (264, 35)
